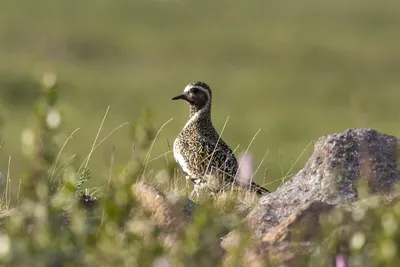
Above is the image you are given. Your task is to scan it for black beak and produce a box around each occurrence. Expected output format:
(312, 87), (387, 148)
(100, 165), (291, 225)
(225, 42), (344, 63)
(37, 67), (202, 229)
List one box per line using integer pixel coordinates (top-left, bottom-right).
(172, 94), (187, 101)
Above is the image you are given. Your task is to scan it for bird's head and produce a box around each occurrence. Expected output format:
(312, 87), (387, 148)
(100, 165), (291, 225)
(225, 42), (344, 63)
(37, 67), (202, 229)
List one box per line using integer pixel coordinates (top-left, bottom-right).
(172, 81), (212, 113)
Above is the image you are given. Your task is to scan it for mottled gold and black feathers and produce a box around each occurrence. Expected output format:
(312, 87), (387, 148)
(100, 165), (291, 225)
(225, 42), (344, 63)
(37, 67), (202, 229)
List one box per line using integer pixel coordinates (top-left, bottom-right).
(172, 81), (269, 195)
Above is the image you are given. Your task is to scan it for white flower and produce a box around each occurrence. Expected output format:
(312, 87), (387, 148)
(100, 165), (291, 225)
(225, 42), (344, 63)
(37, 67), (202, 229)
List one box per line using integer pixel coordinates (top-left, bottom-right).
(350, 231), (365, 250)
(41, 72), (57, 88)
(46, 109), (61, 130)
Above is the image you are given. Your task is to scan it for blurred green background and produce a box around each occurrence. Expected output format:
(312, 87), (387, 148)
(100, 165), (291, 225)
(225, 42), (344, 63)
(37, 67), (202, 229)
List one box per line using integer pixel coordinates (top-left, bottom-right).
(1, 0), (400, 190)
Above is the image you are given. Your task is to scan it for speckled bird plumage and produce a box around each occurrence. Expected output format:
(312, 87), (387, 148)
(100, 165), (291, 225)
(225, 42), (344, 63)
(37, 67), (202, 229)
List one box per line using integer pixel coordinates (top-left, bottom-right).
(172, 81), (269, 195)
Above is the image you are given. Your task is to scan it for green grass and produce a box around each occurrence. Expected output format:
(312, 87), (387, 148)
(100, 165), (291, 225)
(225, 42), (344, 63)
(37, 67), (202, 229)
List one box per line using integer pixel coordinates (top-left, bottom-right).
(1, 11), (400, 262)
(0, 90), (399, 266)
(1, 0), (400, 190)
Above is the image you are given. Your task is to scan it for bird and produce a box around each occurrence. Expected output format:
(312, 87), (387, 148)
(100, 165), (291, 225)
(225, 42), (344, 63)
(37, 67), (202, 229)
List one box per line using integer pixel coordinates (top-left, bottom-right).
(172, 81), (269, 196)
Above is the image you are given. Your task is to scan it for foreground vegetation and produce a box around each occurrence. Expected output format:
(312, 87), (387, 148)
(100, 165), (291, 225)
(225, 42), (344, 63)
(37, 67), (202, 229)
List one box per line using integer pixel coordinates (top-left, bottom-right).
(2, 1), (400, 265)
(0, 75), (399, 267)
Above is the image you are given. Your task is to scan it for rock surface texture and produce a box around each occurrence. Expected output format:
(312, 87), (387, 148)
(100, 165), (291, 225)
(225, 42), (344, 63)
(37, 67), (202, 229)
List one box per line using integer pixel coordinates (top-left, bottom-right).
(132, 129), (400, 266)
(246, 128), (400, 237)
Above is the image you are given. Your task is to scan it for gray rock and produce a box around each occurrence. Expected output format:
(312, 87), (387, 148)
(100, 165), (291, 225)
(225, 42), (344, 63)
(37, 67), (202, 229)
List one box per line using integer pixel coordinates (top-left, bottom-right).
(246, 128), (400, 237)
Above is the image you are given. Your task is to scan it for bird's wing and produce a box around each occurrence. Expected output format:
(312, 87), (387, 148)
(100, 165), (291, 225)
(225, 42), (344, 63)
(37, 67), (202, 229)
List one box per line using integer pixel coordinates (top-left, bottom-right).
(195, 137), (238, 178)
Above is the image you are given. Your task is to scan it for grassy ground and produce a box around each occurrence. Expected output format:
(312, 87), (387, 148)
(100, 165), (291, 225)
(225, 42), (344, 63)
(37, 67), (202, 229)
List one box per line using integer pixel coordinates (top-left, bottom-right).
(0, 87), (399, 266)
(1, 0), (400, 191)
(1, 2), (400, 264)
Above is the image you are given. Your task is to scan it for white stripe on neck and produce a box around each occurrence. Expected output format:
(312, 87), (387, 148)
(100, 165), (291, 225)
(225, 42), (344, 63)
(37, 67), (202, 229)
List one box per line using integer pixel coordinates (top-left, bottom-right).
(181, 83), (211, 130)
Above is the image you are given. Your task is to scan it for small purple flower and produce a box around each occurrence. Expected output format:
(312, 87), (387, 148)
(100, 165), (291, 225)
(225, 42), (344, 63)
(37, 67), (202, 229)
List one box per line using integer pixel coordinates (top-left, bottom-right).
(237, 152), (254, 186)
(335, 254), (348, 267)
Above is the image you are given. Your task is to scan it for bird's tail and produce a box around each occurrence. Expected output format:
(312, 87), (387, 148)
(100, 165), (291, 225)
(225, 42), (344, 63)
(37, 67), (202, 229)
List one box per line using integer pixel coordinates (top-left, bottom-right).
(250, 182), (270, 195)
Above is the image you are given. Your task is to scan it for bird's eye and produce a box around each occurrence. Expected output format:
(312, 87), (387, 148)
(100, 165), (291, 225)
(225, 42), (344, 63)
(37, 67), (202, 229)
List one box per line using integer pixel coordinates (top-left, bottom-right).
(191, 88), (200, 94)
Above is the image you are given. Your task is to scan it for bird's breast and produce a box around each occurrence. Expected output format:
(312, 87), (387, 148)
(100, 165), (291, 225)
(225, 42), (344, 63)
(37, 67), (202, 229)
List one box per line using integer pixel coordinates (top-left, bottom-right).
(173, 137), (192, 177)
